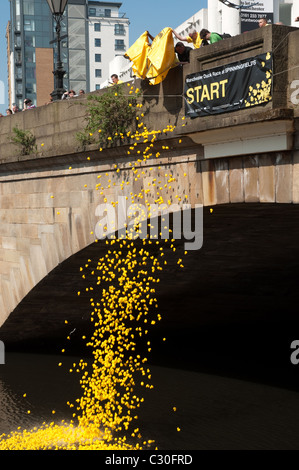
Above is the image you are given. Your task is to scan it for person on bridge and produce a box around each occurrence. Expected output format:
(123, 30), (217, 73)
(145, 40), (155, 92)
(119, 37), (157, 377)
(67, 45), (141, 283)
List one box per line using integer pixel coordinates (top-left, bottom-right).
(200, 29), (223, 44)
(172, 29), (203, 49)
(258, 17), (268, 27)
(62, 90), (78, 99)
(109, 74), (124, 86)
(174, 42), (192, 63)
(12, 104), (20, 113)
(23, 98), (36, 110)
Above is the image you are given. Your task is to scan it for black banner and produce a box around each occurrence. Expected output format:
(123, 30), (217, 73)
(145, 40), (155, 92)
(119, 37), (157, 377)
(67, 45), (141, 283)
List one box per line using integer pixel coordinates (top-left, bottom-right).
(241, 12), (273, 32)
(184, 52), (272, 118)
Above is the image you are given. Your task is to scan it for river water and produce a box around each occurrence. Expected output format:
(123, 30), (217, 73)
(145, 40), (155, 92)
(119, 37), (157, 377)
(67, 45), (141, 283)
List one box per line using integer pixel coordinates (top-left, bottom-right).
(1, 351), (299, 450)
(2, 204), (299, 449)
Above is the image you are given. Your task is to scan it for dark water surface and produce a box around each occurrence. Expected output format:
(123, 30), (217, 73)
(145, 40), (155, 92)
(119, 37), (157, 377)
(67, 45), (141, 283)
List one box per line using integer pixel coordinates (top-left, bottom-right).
(2, 204), (299, 449)
(1, 352), (299, 450)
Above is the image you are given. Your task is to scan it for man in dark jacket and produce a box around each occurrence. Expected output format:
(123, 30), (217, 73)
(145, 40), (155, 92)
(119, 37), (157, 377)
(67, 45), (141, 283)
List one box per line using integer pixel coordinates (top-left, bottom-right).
(174, 42), (192, 63)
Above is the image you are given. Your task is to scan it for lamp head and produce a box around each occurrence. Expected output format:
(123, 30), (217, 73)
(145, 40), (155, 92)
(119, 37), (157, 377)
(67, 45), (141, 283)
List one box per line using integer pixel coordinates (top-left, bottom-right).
(46, 0), (68, 16)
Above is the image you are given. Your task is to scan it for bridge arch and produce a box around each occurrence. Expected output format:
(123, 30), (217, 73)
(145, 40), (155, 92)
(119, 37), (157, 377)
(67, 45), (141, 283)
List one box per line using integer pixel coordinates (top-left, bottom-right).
(1, 147), (299, 327)
(1, 202), (299, 391)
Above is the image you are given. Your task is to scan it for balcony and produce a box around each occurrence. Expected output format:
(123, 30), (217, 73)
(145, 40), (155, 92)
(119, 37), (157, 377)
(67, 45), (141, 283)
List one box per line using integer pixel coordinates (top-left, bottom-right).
(88, 8), (127, 19)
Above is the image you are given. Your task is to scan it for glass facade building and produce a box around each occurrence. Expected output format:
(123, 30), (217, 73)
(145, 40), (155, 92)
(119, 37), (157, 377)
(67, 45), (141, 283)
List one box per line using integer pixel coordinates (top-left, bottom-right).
(9, 0), (56, 107)
(8, 0), (129, 109)
(8, 0), (90, 108)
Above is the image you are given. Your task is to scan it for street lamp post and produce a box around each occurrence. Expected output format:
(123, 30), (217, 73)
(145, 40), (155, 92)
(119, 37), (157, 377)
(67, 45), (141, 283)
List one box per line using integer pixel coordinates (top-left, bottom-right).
(46, 0), (69, 101)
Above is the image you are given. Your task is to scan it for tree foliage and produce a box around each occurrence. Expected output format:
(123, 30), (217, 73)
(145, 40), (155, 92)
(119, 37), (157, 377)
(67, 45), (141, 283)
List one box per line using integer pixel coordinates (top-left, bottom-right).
(11, 126), (37, 155)
(76, 84), (140, 149)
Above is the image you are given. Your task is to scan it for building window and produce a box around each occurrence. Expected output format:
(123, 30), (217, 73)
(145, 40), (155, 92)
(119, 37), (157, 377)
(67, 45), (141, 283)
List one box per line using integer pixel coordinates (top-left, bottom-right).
(15, 35), (22, 48)
(95, 69), (102, 78)
(24, 34), (35, 47)
(115, 39), (125, 51)
(95, 38), (101, 47)
(94, 23), (101, 32)
(16, 67), (22, 79)
(16, 83), (23, 95)
(23, 0), (34, 15)
(15, 51), (22, 64)
(95, 54), (101, 62)
(95, 84), (101, 90)
(89, 8), (96, 16)
(104, 9), (111, 17)
(115, 24), (125, 35)
(24, 19), (35, 31)
(25, 83), (36, 94)
(25, 65), (36, 79)
(16, 0), (20, 16)
(25, 50), (35, 63)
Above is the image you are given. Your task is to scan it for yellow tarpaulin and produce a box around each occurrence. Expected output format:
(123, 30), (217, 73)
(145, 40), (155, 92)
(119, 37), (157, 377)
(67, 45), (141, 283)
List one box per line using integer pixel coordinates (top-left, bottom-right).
(125, 27), (177, 85)
(124, 31), (151, 79)
(146, 27), (176, 85)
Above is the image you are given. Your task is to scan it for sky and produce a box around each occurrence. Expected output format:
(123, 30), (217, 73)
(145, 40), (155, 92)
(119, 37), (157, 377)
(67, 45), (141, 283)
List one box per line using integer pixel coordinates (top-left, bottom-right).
(0, 0), (207, 114)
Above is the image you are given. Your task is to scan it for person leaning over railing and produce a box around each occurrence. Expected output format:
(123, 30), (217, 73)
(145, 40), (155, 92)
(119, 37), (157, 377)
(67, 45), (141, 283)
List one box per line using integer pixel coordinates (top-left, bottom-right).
(174, 42), (192, 64)
(172, 28), (203, 49)
(200, 29), (223, 45)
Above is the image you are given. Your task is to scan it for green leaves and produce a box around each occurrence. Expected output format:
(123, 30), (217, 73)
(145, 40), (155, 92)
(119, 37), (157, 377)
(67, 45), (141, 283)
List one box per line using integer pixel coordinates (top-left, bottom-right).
(11, 126), (37, 156)
(76, 84), (139, 149)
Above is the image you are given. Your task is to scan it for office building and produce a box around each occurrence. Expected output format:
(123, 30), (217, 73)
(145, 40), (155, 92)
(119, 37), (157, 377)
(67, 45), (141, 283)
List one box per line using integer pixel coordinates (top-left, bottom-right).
(88, 2), (129, 90)
(7, 0), (129, 108)
(174, 0), (296, 41)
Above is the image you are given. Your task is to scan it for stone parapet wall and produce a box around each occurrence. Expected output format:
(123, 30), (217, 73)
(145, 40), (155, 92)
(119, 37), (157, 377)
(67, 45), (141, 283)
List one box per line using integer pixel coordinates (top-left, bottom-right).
(0, 25), (298, 167)
(0, 97), (88, 164)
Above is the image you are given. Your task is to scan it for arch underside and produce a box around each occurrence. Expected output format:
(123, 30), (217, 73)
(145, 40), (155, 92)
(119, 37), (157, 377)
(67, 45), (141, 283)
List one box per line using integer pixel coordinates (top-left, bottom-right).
(1, 202), (299, 390)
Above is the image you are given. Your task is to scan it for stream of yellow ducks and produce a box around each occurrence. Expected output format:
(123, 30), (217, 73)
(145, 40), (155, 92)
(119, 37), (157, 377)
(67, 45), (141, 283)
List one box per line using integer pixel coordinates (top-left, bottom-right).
(0, 92), (189, 450)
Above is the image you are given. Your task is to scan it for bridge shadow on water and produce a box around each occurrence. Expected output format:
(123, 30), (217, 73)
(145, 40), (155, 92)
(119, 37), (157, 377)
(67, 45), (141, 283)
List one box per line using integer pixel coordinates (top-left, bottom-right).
(2, 203), (299, 449)
(2, 202), (299, 389)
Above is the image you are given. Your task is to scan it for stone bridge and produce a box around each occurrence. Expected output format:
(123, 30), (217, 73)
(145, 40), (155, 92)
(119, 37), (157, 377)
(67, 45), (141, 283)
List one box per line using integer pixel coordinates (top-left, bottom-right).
(0, 24), (299, 333)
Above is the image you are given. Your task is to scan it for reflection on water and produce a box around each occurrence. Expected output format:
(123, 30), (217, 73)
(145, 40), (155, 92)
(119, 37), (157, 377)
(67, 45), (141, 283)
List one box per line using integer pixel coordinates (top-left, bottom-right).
(2, 352), (299, 449)
(0, 381), (26, 435)
(0, 353), (79, 437)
